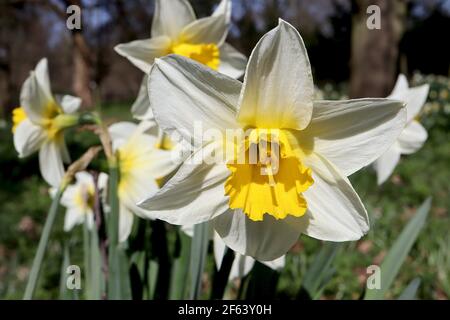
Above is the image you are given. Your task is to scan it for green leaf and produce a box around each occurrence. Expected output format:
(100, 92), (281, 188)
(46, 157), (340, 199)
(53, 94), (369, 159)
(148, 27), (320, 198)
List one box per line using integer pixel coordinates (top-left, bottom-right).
(364, 197), (431, 300)
(189, 222), (209, 299)
(59, 244), (71, 300)
(398, 278), (421, 300)
(169, 231), (191, 299)
(89, 226), (104, 299)
(106, 162), (131, 299)
(23, 185), (65, 300)
(299, 242), (341, 299)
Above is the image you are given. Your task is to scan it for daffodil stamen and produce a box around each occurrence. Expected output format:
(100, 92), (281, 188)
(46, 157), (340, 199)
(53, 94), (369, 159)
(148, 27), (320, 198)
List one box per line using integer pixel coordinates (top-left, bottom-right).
(225, 128), (314, 222)
(171, 42), (220, 70)
(12, 107), (27, 133)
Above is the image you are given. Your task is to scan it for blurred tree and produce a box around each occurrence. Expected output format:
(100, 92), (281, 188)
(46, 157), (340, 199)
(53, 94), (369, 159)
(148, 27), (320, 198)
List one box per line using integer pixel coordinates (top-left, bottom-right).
(349, 0), (407, 98)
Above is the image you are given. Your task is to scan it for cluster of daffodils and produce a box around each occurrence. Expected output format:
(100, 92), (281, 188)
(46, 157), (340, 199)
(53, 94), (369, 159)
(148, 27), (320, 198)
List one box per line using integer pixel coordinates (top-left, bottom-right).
(14, 0), (430, 283)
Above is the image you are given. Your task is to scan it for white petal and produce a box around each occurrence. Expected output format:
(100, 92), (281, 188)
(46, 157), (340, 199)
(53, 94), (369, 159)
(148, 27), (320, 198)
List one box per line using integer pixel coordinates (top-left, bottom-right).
(97, 172), (109, 190)
(213, 0), (232, 22)
(262, 256), (285, 271)
(390, 74), (409, 95)
(20, 66), (54, 123)
(214, 209), (303, 261)
(180, 14), (228, 46)
(39, 140), (65, 187)
(109, 121), (158, 151)
(13, 119), (46, 158)
(114, 36), (171, 73)
(373, 143), (401, 185)
(108, 121), (139, 142)
(181, 224), (194, 237)
(297, 98), (406, 176)
(404, 85), (430, 123)
(119, 204), (134, 243)
(34, 58), (52, 100)
(138, 143), (230, 225)
(213, 232), (255, 279)
(64, 208), (84, 232)
(301, 153), (369, 241)
(60, 95), (82, 114)
(60, 185), (77, 207)
(237, 19), (314, 130)
(149, 55), (240, 146)
(152, 0), (196, 38)
(131, 75), (154, 121)
(397, 121), (427, 154)
(218, 43), (247, 79)
(75, 171), (94, 185)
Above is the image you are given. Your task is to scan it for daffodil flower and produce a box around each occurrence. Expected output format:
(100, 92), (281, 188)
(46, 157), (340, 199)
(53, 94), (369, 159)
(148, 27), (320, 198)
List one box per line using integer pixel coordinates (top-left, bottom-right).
(13, 58), (82, 187)
(109, 121), (181, 242)
(373, 74), (430, 185)
(182, 224), (285, 280)
(114, 0), (247, 79)
(56, 171), (108, 231)
(139, 20), (406, 260)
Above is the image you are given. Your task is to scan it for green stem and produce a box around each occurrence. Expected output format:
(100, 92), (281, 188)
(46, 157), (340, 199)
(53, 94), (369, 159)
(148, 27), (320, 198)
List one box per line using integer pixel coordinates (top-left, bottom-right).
(189, 222), (209, 300)
(107, 157), (121, 299)
(23, 185), (66, 300)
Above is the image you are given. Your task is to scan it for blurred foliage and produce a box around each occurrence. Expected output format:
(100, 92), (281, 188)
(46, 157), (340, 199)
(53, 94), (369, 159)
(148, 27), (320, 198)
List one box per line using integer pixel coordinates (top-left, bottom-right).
(0, 76), (449, 299)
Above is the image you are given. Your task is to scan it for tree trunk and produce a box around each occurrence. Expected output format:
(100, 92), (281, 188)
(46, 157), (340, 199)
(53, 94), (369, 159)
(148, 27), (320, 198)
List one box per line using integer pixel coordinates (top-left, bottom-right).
(349, 0), (406, 98)
(73, 31), (93, 108)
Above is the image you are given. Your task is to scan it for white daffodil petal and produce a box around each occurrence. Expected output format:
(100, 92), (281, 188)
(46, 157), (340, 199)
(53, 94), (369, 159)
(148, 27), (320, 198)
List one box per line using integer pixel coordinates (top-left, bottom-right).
(397, 121), (427, 154)
(218, 43), (247, 79)
(237, 19), (314, 130)
(119, 204), (134, 243)
(297, 98), (406, 176)
(404, 85), (430, 123)
(213, 231), (226, 268)
(373, 143), (401, 185)
(230, 255), (255, 280)
(138, 143), (230, 225)
(98, 172), (109, 190)
(152, 0), (196, 39)
(262, 255), (285, 271)
(13, 119), (46, 158)
(181, 14), (228, 46)
(149, 55), (240, 146)
(114, 36), (171, 74)
(60, 95), (82, 114)
(213, 232), (255, 279)
(391, 74), (409, 94)
(75, 171), (94, 185)
(39, 140), (65, 187)
(214, 209), (303, 261)
(108, 121), (139, 143)
(301, 153), (369, 241)
(60, 185), (77, 208)
(34, 58), (52, 100)
(64, 208), (84, 232)
(131, 75), (153, 121)
(213, 0), (231, 22)
(389, 75), (429, 123)
(20, 69), (54, 123)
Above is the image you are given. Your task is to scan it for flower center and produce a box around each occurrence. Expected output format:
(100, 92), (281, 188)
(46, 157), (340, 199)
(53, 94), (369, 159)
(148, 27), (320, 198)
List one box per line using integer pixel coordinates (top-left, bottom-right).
(74, 184), (95, 213)
(12, 107), (27, 133)
(225, 128), (313, 221)
(171, 42), (220, 70)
